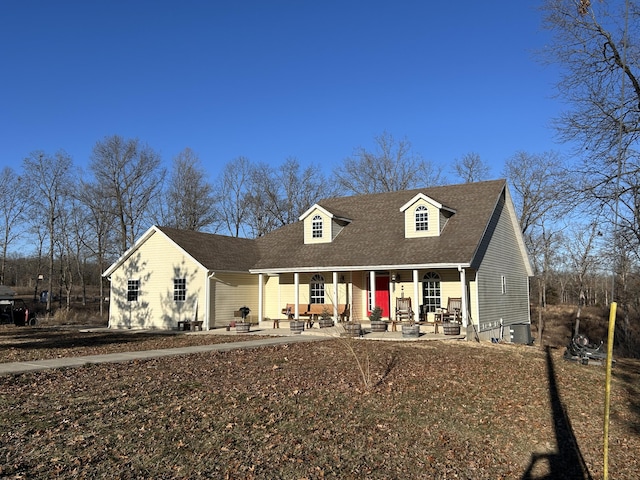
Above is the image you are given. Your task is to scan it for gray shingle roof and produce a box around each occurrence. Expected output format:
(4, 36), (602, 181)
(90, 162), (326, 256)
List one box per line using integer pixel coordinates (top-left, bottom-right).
(156, 226), (260, 272)
(155, 180), (509, 273)
(252, 179), (508, 270)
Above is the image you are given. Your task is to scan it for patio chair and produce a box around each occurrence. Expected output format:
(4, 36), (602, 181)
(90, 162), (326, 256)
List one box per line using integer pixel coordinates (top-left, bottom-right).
(442, 297), (462, 323)
(392, 297), (414, 331)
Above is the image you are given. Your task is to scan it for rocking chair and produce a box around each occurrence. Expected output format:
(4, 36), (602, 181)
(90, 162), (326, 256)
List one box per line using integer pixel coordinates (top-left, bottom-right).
(392, 297), (414, 331)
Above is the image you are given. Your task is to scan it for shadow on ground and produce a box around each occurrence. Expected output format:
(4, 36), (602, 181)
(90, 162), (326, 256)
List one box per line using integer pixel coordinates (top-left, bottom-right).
(521, 346), (593, 480)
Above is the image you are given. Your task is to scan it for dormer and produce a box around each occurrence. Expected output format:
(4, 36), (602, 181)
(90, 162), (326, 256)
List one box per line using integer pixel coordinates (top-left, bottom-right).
(400, 193), (456, 238)
(299, 204), (351, 244)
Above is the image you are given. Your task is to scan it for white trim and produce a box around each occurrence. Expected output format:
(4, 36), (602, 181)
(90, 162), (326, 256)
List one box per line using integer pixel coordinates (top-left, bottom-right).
(399, 193), (456, 214)
(251, 262), (472, 275)
(298, 204), (351, 222)
(103, 225), (210, 278)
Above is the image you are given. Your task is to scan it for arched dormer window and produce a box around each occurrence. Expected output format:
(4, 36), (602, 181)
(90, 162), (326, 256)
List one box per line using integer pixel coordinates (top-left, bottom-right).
(312, 215), (323, 238)
(422, 272), (441, 313)
(310, 274), (325, 304)
(415, 205), (428, 231)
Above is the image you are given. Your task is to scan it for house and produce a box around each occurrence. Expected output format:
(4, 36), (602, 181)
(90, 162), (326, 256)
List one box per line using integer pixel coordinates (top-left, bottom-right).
(103, 179), (533, 341)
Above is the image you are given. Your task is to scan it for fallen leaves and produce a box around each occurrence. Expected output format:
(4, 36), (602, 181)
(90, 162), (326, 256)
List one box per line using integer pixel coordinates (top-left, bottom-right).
(0, 332), (638, 479)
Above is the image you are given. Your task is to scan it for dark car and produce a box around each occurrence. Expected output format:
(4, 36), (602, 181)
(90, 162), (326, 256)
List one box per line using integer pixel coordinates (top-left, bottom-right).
(0, 298), (38, 326)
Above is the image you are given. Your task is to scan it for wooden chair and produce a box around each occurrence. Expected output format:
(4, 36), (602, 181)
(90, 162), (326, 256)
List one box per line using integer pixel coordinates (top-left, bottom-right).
(442, 297), (462, 323)
(392, 297), (414, 331)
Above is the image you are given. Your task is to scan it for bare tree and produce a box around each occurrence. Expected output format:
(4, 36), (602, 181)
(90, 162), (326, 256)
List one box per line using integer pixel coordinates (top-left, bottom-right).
(333, 132), (443, 195)
(503, 151), (567, 235)
(90, 135), (165, 252)
(162, 148), (217, 231)
(77, 180), (116, 316)
(542, 0), (640, 164)
(215, 156), (253, 237)
(542, 0), (640, 302)
(22, 150), (72, 315)
(504, 150), (569, 347)
(452, 152), (491, 183)
(0, 167), (28, 284)
(245, 158), (332, 237)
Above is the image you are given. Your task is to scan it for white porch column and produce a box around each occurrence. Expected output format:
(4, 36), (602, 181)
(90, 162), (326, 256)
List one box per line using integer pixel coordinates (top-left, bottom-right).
(458, 266), (468, 326)
(369, 270), (376, 313)
(413, 269), (419, 316)
(332, 271), (338, 320)
(294, 272), (300, 319)
(205, 271), (215, 330)
(258, 273), (264, 325)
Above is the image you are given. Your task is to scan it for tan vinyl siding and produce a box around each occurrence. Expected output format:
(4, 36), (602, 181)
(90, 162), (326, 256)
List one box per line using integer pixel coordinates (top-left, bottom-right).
(262, 272), (350, 320)
(304, 209), (331, 244)
(476, 195), (530, 331)
(108, 231), (206, 329)
(210, 272), (259, 326)
(404, 200), (440, 238)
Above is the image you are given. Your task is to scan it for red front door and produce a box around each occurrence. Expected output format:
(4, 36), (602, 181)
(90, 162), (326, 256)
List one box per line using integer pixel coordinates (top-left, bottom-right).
(373, 276), (390, 318)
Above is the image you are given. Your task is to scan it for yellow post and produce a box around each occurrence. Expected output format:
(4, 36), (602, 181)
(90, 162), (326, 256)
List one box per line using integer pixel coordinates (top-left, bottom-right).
(603, 302), (617, 480)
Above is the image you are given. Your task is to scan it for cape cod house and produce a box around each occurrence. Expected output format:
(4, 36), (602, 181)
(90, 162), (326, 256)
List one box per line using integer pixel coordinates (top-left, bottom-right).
(103, 179), (533, 341)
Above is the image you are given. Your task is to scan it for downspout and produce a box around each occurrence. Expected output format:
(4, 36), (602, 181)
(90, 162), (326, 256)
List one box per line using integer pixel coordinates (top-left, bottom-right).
(458, 265), (468, 327)
(105, 276), (112, 329)
(205, 271), (215, 330)
(258, 273), (264, 325)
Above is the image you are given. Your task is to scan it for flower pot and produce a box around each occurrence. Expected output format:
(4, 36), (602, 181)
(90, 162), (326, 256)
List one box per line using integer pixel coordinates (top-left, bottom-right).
(370, 320), (387, 333)
(442, 322), (461, 335)
(344, 323), (361, 337)
(401, 324), (420, 338)
(235, 322), (251, 333)
(319, 318), (334, 328)
(290, 320), (305, 334)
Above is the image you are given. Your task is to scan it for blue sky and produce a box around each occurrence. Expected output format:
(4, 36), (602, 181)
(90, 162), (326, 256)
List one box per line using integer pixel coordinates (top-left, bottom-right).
(1, 1), (565, 182)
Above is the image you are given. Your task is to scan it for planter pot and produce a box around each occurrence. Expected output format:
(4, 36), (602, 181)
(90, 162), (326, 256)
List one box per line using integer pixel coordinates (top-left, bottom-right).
(370, 320), (388, 333)
(442, 322), (461, 335)
(319, 318), (334, 328)
(401, 324), (420, 338)
(344, 323), (362, 337)
(235, 322), (251, 333)
(290, 320), (305, 334)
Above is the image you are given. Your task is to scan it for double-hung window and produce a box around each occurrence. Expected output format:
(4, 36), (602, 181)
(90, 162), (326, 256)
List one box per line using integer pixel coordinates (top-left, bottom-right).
(312, 215), (323, 238)
(422, 272), (441, 312)
(310, 274), (325, 304)
(415, 205), (428, 231)
(127, 279), (140, 302)
(174, 278), (186, 302)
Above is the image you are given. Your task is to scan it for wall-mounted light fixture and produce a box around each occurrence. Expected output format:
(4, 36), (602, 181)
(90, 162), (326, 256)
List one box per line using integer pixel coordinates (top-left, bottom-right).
(391, 273), (400, 282)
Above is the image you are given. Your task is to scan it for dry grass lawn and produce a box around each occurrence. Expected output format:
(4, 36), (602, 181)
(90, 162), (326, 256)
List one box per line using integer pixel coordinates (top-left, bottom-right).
(0, 320), (638, 479)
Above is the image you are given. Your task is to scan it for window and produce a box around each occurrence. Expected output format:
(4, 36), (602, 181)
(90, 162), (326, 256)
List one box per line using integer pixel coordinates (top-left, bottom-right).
(415, 205), (428, 231)
(422, 272), (441, 312)
(310, 274), (325, 304)
(312, 215), (323, 238)
(174, 278), (186, 302)
(501, 275), (507, 295)
(127, 279), (140, 302)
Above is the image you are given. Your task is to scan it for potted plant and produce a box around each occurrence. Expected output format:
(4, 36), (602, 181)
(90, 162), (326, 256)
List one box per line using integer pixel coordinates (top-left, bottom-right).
(401, 314), (420, 338)
(344, 320), (362, 337)
(369, 306), (387, 333)
(318, 308), (334, 328)
(236, 306), (251, 333)
(442, 317), (461, 335)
